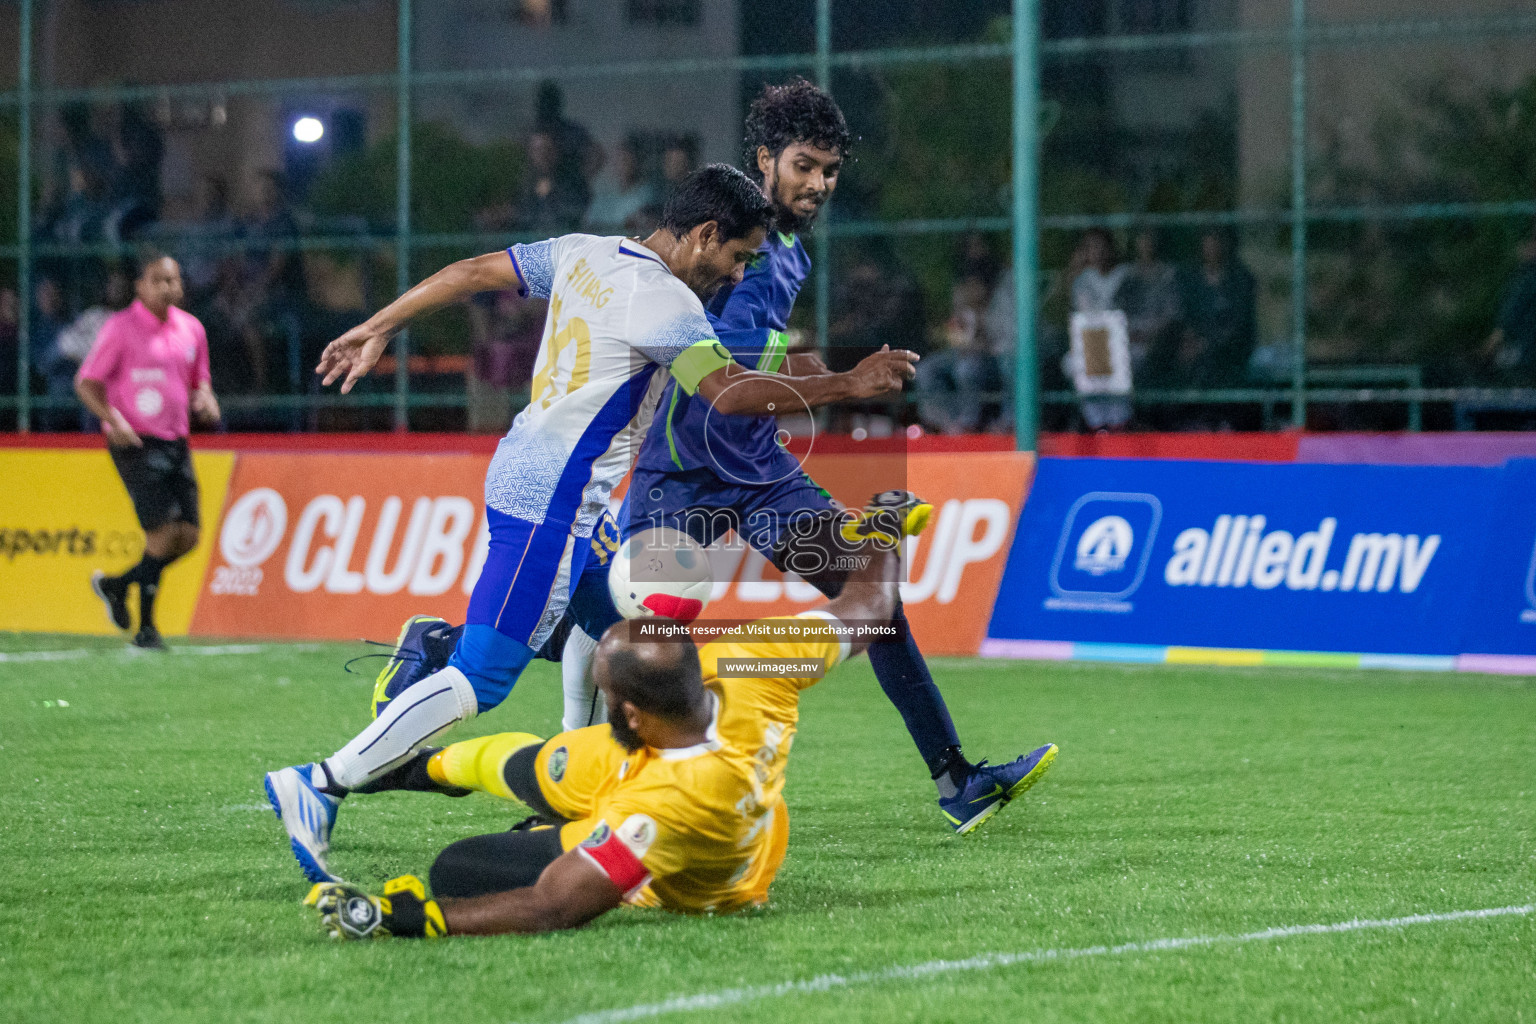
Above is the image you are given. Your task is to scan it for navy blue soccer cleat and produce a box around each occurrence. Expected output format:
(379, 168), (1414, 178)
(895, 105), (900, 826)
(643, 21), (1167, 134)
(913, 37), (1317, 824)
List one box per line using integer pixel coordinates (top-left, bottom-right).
(265, 764), (343, 884)
(371, 615), (461, 718)
(939, 743), (1058, 835)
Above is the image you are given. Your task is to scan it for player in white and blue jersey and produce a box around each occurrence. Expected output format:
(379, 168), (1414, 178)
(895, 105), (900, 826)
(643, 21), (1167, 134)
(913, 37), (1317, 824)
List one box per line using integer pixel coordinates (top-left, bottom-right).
(264, 165), (919, 884)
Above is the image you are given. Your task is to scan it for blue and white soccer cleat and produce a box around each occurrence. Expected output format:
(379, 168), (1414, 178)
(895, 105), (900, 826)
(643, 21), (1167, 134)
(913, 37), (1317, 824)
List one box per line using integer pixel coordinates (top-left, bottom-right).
(265, 764), (343, 884)
(371, 615), (460, 718)
(939, 743), (1059, 835)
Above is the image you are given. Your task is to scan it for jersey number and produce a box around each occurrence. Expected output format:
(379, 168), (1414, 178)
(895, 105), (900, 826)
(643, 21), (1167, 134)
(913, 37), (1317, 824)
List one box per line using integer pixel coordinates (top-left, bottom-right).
(530, 293), (592, 409)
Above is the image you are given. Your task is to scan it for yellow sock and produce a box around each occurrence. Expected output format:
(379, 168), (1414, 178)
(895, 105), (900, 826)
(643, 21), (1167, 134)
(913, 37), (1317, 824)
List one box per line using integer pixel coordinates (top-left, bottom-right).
(427, 732), (543, 801)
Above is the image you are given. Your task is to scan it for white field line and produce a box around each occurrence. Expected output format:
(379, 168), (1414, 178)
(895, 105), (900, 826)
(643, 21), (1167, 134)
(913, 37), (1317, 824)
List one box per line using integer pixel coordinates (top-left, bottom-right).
(545, 903), (1535, 1024)
(0, 642), (321, 663)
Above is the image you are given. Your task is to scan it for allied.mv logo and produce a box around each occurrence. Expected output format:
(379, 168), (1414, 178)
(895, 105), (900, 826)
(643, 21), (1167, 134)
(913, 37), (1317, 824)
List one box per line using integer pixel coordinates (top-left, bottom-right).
(1048, 493), (1161, 613)
(1075, 515), (1134, 575)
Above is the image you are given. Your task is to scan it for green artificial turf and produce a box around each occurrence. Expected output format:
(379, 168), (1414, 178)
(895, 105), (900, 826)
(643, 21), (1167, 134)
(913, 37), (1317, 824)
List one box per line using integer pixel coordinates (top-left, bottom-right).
(1, 634), (1532, 1023)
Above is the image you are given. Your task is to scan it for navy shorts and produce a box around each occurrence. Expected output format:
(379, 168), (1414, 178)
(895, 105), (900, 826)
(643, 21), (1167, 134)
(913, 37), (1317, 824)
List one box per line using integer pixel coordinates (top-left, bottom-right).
(622, 466), (842, 562)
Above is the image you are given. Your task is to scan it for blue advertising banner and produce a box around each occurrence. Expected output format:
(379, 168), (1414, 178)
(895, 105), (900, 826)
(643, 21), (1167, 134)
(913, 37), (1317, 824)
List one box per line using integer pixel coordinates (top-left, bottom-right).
(1461, 459), (1536, 656)
(987, 458), (1532, 658)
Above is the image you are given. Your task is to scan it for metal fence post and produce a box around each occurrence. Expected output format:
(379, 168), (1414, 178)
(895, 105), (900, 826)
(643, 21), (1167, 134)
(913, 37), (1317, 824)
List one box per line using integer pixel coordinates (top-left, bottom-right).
(16, 0), (31, 433)
(1289, 0), (1308, 429)
(393, 0), (412, 431)
(1012, 0), (1041, 451)
(814, 0), (832, 362)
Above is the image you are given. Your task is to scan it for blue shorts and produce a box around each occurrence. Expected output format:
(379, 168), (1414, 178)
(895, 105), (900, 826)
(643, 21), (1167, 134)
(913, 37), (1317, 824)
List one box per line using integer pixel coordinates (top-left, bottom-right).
(465, 507), (621, 651)
(622, 466), (842, 559)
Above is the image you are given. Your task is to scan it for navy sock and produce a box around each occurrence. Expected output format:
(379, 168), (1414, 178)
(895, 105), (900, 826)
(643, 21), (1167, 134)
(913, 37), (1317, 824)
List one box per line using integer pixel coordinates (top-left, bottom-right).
(866, 602), (965, 775)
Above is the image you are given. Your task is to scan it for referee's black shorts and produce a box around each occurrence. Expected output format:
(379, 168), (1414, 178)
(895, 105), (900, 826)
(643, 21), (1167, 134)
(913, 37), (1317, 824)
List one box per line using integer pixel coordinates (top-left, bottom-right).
(109, 436), (200, 532)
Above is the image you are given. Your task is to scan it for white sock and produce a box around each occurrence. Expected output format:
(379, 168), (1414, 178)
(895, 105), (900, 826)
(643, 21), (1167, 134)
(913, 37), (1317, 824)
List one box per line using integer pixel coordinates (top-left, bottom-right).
(560, 626), (606, 732)
(324, 666), (479, 790)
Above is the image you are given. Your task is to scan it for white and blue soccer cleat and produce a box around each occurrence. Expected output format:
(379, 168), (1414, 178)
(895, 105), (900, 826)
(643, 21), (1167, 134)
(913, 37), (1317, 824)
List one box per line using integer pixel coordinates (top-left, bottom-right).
(264, 764), (343, 884)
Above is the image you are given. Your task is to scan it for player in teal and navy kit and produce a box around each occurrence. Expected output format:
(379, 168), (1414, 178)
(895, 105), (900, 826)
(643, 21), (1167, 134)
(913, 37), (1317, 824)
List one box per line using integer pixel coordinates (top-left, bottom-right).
(377, 81), (1056, 835)
(619, 80), (1056, 834)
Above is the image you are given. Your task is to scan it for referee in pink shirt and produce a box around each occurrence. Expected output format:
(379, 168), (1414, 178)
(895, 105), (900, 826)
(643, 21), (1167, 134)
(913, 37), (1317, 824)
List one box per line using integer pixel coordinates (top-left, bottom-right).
(76, 252), (222, 649)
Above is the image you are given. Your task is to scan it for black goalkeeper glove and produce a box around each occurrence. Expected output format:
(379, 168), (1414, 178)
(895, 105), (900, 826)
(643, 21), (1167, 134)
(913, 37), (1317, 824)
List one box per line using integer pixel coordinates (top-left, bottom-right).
(304, 874), (447, 940)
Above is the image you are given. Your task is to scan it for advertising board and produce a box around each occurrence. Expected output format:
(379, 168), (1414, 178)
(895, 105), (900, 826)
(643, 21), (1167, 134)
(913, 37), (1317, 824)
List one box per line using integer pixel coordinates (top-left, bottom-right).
(986, 457), (1526, 659)
(188, 450), (1031, 654)
(0, 448), (234, 635)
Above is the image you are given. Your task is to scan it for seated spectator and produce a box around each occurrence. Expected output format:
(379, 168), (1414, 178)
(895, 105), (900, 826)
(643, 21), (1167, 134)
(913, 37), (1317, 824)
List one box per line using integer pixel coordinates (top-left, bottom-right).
(1118, 229), (1181, 380)
(46, 268), (133, 431)
(104, 103), (163, 241)
(661, 136), (697, 192)
(1173, 229), (1257, 388)
(583, 137), (656, 233)
(1161, 229), (1258, 429)
(918, 273), (1008, 434)
(1482, 225), (1536, 384)
(534, 80), (601, 188)
(31, 277), (73, 431)
(1067, 227), (1130, 430)
(515, 131), (590, 234)
(0, 288), (17, 401)
(1071, 228), (1128, 315)
(467, 289), (546, 433)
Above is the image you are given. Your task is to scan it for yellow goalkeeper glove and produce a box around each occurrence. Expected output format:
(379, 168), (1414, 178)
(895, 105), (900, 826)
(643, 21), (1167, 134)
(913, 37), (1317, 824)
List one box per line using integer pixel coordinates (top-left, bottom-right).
(304, 874), (447, 940)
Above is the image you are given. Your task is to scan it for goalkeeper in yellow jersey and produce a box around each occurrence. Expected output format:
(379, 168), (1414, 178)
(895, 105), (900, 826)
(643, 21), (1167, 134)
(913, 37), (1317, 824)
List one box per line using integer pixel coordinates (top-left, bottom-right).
(304, 494), (1058, 939)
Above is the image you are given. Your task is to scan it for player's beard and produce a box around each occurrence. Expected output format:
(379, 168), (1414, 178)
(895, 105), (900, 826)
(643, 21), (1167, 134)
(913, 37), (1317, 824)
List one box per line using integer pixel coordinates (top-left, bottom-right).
(608, 716), (645, 753)
(769, 173), (826, 234)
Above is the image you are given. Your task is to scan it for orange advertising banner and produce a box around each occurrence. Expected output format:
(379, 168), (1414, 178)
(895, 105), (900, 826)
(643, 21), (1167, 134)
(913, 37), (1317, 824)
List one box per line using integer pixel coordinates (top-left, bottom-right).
(191, 450), (1034, 654)
(191, 453), (490, 640)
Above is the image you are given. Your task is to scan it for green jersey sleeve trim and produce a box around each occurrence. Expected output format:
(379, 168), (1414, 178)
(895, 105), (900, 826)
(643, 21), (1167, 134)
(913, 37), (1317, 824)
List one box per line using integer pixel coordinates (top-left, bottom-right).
(669, 339), (734, 396)
(755, 329), (789, 374)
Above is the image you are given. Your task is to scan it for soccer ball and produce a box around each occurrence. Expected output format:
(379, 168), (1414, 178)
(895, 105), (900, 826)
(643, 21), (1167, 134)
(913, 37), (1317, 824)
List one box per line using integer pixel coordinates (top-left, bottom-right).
(608, 527), (712, 624)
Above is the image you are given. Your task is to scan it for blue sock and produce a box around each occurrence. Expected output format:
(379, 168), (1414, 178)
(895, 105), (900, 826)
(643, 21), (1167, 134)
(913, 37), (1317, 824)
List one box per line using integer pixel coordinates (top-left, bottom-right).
(865, 603), (966, 777)
(448, 623), (535, 713)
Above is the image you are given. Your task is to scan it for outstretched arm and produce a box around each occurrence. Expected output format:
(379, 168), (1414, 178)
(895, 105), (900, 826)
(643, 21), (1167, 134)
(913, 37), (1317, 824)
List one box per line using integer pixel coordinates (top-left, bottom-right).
(696, 345), (918, 416)
(439, 848), (624, 936)
(316, 250), (524, 393)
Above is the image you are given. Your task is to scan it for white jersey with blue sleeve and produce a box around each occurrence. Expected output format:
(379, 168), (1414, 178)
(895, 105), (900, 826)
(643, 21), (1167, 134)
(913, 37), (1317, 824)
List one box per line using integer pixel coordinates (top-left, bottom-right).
(484, 234), (733, 536)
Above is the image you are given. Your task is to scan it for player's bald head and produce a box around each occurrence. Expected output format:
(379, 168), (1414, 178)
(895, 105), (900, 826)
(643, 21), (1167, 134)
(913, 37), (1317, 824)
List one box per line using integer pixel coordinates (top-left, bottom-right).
(594, 621), (705, 721)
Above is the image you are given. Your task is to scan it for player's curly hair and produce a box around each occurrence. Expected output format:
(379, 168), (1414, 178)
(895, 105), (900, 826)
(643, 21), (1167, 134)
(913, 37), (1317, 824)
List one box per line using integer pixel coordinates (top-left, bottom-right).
(742, 77), (851, 182)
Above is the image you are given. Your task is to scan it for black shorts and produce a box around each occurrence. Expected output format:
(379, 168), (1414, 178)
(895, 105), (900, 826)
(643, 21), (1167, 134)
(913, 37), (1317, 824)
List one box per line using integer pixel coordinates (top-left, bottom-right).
(110, 437), (200, 532)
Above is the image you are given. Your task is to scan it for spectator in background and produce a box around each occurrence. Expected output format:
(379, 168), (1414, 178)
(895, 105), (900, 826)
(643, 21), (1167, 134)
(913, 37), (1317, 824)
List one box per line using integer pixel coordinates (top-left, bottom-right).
(243, 172), (306, 408)
(534, 80), (600, 190)
(515, 131), (589, 233)
(0, 288), (18, 401)
(583, 137), (656, 233)
(918, 271), (1007, 434)
(1176, 229), (1256, 388)
(1118, 229), (1181, 381)
(827, 244), (926, 373)
(105, 103), (163, 240)
(1068, 227), (1130, 430)
(1482, 225), (1536, 384)
(661, 136), (697, 192)
(32, 277), (74, 430)
(467, 289), (546, 434)
(41, 104), (113, 241)
(50, 268), (134, 430)
(181, 176), (239, 304)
